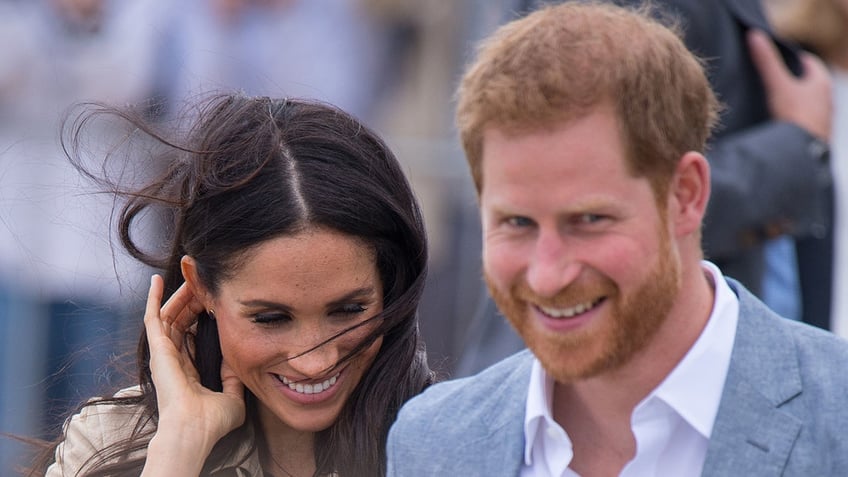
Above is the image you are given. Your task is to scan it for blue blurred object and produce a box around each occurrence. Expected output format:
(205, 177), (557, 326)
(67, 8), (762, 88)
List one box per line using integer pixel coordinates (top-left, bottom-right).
(761, 236), (802, 321)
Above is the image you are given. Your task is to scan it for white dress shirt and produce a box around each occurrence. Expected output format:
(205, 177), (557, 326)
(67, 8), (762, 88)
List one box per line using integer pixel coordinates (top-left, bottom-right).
(520, 261), (739, 477)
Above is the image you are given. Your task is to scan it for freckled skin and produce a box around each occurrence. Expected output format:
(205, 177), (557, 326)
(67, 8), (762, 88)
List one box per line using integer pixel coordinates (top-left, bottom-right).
(207, 227), (384, 435)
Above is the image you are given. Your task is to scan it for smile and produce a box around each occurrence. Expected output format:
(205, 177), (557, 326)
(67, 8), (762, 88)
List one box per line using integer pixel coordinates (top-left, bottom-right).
(538, 297), (605, 318)
(277, 372), (340, 395)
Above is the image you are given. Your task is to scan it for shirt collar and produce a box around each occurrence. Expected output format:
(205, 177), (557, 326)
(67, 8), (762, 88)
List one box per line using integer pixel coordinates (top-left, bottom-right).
(522, 260), (739, 462)
(524, 358), (569, 465)
(649, 260), (738, 438)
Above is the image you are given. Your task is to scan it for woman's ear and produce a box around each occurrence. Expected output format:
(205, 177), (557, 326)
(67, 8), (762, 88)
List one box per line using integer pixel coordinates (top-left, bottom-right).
(181, 255), (212, 309)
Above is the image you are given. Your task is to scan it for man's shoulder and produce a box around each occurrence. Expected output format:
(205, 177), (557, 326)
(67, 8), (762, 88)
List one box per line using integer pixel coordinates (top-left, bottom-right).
(393, 349), (533, 432)
(386, 350), (532, 475)
(777, 316), (848, 384)
(734, 279), (848, 367)
(706, 280), (848, 474)
(730, 277), (848, 414)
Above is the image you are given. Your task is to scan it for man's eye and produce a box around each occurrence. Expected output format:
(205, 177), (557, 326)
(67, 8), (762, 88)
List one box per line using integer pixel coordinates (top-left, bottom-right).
(506, 216), (534, 227)
(252, 313), (291, 325)
(578, 213), (604, 224)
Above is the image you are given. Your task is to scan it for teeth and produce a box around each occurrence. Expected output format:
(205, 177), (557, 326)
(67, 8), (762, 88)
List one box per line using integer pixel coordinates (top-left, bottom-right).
(539, 298), (601, 318)
(279, 373), (339, 394)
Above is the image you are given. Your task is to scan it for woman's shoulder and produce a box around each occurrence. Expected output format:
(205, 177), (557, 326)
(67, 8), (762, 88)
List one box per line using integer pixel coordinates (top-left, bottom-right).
(67, 386), (150, 434)
(45, 386), (153, 476)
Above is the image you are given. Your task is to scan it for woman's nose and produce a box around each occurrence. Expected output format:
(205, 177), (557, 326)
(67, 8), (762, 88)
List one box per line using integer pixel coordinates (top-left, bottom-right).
(286, 338), (340, 379)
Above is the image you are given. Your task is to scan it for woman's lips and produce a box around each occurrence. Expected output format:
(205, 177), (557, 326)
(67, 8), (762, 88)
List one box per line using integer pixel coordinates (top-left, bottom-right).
(277, 373), (339, 395)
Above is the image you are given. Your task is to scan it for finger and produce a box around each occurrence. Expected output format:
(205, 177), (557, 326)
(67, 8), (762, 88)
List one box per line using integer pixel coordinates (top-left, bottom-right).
(218, 359), (247, 435)
(799, 51), (830, 82)
(155, 284), (187, 348)
(160, 283), (194, 324)
(220, 359), (245, 400)
(172, 299), (205, 333)
(167, 319), (184, 349)
(161, 283), (205, 333)
(746, 29), (790, 91)
(144, 275), (166, 341)
(176, 331), (201, 380)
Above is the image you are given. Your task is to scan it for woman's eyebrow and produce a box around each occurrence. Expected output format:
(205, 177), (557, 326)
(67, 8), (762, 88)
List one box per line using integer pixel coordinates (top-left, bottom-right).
(237, 286), (377, 310)
(326, 287), (378, 307)
(238, 299), (292, 312)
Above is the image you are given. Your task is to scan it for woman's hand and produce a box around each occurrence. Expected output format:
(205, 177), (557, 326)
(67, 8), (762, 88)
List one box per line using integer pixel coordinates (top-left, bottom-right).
(141, 274), (245, 477)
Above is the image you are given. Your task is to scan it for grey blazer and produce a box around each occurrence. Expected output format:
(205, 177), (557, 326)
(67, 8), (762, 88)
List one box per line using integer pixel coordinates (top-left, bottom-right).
(387, 280), (848, 476)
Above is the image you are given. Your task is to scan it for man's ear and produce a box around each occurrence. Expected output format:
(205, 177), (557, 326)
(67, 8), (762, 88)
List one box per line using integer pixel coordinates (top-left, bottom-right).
(670, 151), (710, 237)
(181, 255), (212, 308)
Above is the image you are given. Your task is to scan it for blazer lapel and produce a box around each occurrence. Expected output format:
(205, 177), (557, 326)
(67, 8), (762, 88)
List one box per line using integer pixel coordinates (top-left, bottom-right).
(465, 350), (532, 476)
(450, 397), (525, 476)
(701, 280), (802, 476)
(484, 407), (528, 477)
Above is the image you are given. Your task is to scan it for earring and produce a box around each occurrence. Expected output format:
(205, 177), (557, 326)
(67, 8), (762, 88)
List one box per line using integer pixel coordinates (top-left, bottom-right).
(208, 309), (216, 320)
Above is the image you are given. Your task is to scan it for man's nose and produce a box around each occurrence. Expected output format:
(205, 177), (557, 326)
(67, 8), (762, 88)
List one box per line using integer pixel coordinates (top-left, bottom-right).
(526, 229), (580, 297)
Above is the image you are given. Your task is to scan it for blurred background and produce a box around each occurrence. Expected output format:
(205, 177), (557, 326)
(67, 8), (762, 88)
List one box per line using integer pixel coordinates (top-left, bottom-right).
(0, 0), (845, 474)
(0, 0), (517, 472)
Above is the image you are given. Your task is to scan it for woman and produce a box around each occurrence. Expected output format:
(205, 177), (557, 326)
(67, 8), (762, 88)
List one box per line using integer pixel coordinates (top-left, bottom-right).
(30, 94), (435, 476)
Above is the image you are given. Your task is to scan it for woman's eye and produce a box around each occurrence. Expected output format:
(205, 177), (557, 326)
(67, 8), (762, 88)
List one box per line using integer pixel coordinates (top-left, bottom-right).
(251, 313), (291, 325)
(333, 304), (367, 316)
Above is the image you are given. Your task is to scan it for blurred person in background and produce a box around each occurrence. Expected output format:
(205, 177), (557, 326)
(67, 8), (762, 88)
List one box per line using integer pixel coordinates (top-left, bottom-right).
(358, 0), (525, 375)
(156, 0), (388, 124)
(0, 0), (167, 472)
(766, 0), (848, 336)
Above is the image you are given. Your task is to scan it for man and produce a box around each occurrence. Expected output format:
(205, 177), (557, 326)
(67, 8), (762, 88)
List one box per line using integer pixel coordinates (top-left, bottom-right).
(456, 0), (834, 377)
(386, 3), (848, 475)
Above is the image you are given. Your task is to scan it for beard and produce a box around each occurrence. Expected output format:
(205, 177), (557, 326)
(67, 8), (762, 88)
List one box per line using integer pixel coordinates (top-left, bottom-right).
(486, 225), (682, 383)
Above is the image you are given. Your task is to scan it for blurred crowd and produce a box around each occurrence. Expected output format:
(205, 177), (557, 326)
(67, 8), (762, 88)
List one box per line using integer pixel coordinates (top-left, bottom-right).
(0, 0), (512, 471)
(766, 0), (848, 332)
(0, 0), (845, 473)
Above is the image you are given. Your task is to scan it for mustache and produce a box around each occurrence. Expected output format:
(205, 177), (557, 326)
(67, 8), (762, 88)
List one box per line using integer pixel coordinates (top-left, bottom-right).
(509, 274), (617, 308)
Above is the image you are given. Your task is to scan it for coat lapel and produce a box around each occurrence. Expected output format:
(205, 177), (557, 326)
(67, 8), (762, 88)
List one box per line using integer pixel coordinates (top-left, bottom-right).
(719, 0), (770, 32)
(701, 280), (802, 476)
(448, 397), (526, 476)
(464, 350), (532, 476)
(493, 396), (528, 477)
(720, 0), (803, 75)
